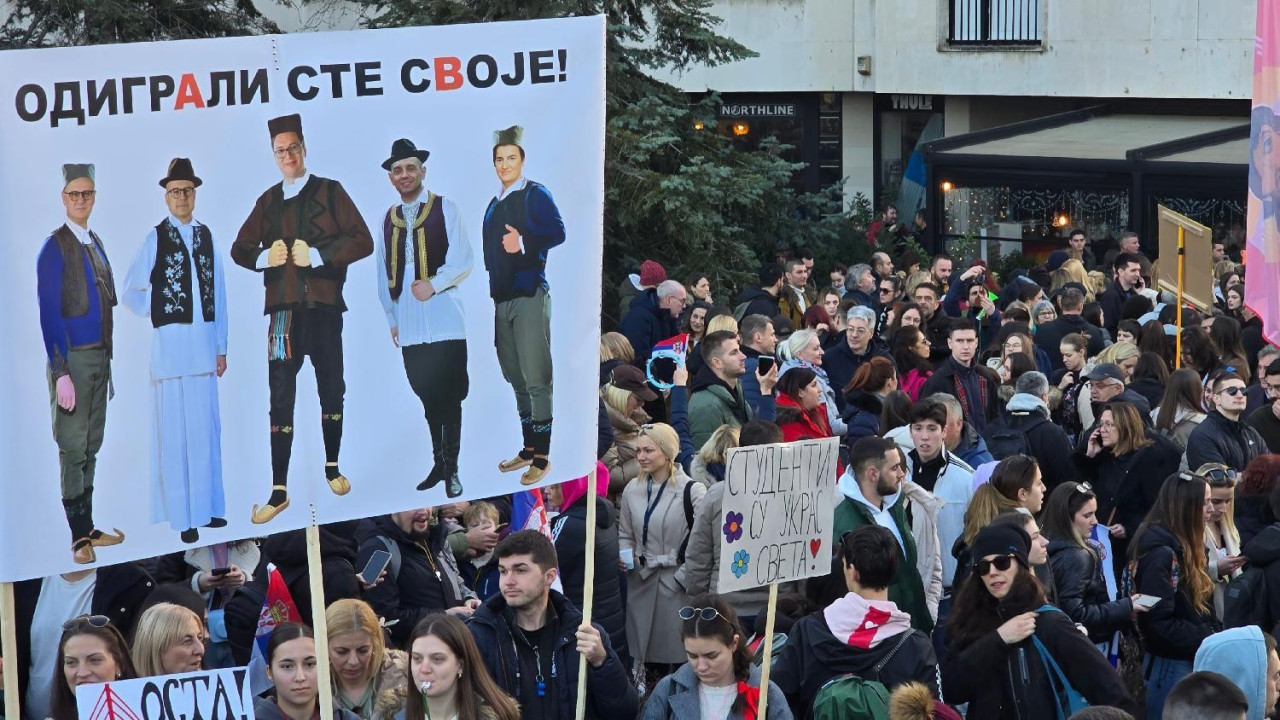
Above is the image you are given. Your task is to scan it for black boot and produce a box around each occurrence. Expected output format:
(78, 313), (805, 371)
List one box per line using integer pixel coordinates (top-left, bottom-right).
(417, 418), (446, 491)
(441, 421), (463, 499)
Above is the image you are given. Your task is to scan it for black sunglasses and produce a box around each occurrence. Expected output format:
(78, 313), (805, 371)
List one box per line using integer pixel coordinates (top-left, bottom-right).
(1219, 386), (1245, 397)
(975, 555), (1017, 576)
(1201, 467), (1239, 484)
(679, 606), (727, 623)
(62, 614), (110, 631)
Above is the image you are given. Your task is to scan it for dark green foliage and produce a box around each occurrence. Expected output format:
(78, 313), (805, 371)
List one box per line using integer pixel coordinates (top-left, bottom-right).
(0, 0), (280, 48)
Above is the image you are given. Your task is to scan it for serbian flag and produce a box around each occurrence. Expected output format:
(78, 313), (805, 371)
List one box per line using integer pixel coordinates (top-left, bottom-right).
(1246, 0), (1280, 348)
(511, 489), (552, 536)
(653, 333), (689, 358)
(247, 563), (302, 694)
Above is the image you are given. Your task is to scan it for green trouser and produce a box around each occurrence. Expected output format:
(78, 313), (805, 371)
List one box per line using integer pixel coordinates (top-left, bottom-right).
(48, 347), (110, 501)
(494, 288), (553, 421)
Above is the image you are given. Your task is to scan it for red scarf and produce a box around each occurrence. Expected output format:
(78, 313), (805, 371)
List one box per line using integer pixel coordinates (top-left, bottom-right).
(737, 681), (761, 720)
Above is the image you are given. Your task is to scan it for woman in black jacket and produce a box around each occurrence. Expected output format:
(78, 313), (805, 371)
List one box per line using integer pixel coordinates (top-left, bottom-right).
(942, 524), (1135, 718)
(549, 464), (629, 667)
(1041, 482), (1144, 645)
(1073, 401), (1182, 574)
(1129, 471), (1220, 720)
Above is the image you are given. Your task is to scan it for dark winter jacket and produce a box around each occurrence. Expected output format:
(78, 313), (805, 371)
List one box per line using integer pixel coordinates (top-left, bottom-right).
(551, 493), (627, 662)
(841, 390), (884, 448)
(953, 421), (994, 468)
(13, 563), (155, 704)
(1072, 430), (1181, 539)
(771, 609), (937, 720)
(619, 289), (679, 365)
(1240, 524), (1280, 639)
(1248, 403), (1280, 454)
(986, 397), (1078, 493)
(688, 363), (755, 450)
(467, 590), (638, 720)
(1238, 490), (1277, 550)
(1186, 410), (1267, 471)
(261, 520), (363, 626)
(1046, 539), (1133, 643)
(823, 336), (892, 413)
(356, 515), (463, 646)
(1099, 281), (1137, 336)
(734, 286), (781, 321)
(942, 605), (1137, 719)
(919, 357), (1001, 431)
(1132, 524), (1220, 660)
(1034, 315), (1106, 372)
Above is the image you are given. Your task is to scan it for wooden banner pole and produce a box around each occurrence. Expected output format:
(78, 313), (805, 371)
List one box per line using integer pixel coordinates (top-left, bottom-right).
(1176, 225), (1185, 369)
(306, 507), (334, 720)
(2, 582), (20, 720)
(755, 583), (780, 719)
(574, 466), (600, 720)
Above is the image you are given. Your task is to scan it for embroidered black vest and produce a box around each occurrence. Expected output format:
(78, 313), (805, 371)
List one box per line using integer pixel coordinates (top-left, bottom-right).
(383, 194), (449, 301)
(150, 219), (216, 328)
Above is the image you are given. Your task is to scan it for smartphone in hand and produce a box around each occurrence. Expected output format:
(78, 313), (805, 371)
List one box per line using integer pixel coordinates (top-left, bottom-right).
(1133, 594), (1162, 610)
(359, 550), (393, 585)
(757, 356), (775, 375)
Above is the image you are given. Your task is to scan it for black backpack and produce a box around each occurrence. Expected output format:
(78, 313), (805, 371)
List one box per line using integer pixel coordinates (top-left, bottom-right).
(986, 411), (1049, 460)
(1223, 565), (1270, 630)
(676, 482), (697, 565)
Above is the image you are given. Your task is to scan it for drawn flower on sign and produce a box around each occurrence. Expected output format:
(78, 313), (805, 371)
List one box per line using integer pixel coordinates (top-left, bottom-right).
(731, 549), (750, 578)
(722, 511), (744, 543)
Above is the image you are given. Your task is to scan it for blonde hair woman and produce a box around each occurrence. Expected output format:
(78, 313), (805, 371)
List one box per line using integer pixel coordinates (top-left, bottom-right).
(691, 424), (739, 487)
(326, 599), (408, 720)
(1094, 340), (1140, 381)
(903, 269), (933, 297)
(705, 314), (738, 336)
(1049, 258), (1095, 302)
(131, 603), (205, 677)
(601, 370), (653, 495)
(617, 423), (707, 680)
(1197, 463), (1245, 621)
(600, 332), (635, 364)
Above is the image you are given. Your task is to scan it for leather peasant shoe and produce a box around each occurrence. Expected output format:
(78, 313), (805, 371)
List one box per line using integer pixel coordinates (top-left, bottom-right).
(498, 453), (534, 473)
(72, 539), (96, 565)
(89, 528), (125, 547)
(251, 486), (290, 525)
(520, 460), (551, 486)
(326, 472), (351, 496)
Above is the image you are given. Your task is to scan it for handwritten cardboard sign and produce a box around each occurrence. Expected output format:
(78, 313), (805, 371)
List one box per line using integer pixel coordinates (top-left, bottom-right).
(77, 667), (255, 720)
(717, 437), (839, 593)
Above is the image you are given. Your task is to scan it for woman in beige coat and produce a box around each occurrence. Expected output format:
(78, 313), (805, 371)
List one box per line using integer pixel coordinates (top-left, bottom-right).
(618, 423), (707, 679)
(601, 367), (654, 494)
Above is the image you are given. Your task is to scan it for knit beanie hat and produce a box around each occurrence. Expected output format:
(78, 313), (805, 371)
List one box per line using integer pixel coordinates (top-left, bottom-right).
(639, 260), (667, 287)
(1046, 250), (1070, 272)
(971, 523), (1031, 569)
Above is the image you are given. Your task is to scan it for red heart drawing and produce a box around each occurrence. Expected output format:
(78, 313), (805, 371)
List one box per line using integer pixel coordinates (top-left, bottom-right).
(809, 539), (821, 558)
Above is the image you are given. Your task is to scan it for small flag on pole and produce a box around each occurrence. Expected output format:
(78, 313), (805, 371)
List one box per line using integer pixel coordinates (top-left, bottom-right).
(247, 562), (302, 694)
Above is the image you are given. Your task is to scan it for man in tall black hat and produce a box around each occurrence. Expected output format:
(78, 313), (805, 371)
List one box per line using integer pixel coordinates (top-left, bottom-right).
(122, 158), (229, 544)
(482, 125), (565, 486)
(375, 139), (474, 499)
(37, 162), (126, 564)
(231, 113), (373, 524)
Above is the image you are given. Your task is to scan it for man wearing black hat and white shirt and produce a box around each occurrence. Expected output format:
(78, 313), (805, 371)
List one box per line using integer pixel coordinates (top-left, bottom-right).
(37, 162), (126, 564)
(484, 125), (565, 486)
(376, 139), (474, 499)
(122, 158), (229, 544)
(232, 113), (373, 524)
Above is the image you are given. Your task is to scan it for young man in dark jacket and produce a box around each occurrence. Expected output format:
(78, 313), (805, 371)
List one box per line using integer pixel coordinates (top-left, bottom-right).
(467, 530), (637, 720)
(774, 526), (937, 720)
(1250, 358), (1280, 453)
(919, 318), (1000, 433)
(986, 372), (1078, 492)
(1187, 372), (1267, 471)
(1033, 287), (1106, 371)
(733, 264), (784, 320)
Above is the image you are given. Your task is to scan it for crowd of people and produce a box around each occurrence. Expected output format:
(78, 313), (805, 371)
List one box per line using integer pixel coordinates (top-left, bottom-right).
(5, 222), (1280, 720)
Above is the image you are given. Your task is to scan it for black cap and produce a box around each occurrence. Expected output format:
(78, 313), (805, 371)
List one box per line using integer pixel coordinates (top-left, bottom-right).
(158, 158), (202, 188)
(381, 138), (430, 170)
(1084, 363), (1126, 384)
(268, 113), (303, 140)
(971, 523), (1030, 569)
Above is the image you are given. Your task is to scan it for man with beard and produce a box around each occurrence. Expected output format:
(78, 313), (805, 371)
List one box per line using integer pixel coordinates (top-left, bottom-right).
(37, 163), (125, 564)
(232, 113), (373, 524)
(121, 158), (228, 544)
(356, 507), (480, 646)
(821, 437), (933, 631)
(375, 139), (474, 499)
(484, 125), (565, 486)
(912, 282), (951, 363)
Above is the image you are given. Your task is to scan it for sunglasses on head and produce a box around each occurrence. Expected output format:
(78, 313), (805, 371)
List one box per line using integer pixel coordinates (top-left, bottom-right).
(679, 606), (727, 623)
(976, 555), (1017, 576)
(1200, 467), (1239, 484)
(62, 615), (110, 631)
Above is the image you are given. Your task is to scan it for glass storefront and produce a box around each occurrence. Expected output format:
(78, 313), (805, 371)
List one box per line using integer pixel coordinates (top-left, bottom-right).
(707, 92), (842, 194)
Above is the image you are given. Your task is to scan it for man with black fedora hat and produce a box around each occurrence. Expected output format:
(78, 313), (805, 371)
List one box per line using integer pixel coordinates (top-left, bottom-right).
(37, 162), (126, 564)
(375, 138), (474, 499)
(122, 157), (229, 545)
(483, 125), (565, 486)
(232, 113), (373, 524)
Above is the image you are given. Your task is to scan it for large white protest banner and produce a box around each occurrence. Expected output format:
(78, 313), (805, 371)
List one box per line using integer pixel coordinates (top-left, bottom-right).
(0, 16), (605, 580)
(717, 437), (840, 593)
(76, 667), (254, 720)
